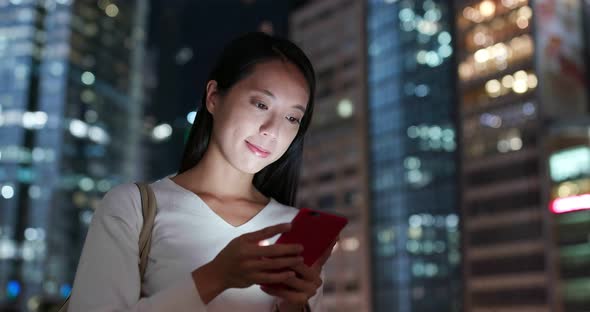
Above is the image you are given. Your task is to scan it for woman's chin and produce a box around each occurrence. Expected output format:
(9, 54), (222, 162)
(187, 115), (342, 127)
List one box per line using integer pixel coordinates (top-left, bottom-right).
(235, 160), (269, 175)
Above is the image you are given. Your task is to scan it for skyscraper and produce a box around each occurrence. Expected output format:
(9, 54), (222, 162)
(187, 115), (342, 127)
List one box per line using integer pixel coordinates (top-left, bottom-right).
(366, 0), (461, 311)
(0, 0), (148, 309)
(290, 1), (372, 311)
(455, 0), (590, 310)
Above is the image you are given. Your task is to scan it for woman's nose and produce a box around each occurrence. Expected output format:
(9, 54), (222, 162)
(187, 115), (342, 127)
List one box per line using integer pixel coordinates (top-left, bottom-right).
(259, 116), (279, 138)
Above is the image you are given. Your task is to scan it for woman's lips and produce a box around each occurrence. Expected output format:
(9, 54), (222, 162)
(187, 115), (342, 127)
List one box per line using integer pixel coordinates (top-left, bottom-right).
(246, 141), (270, 158)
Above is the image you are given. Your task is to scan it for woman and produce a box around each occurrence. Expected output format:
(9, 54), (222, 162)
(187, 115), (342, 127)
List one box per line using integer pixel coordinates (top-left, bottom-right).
(68, 32), (332, 311)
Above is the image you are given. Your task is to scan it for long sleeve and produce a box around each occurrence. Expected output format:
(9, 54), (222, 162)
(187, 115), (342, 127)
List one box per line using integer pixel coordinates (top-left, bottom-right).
(307, 274), (323, 312)
(68, 184), (207, 311)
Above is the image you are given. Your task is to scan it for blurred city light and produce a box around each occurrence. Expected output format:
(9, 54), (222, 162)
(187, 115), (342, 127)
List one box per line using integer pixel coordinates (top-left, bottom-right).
(152, 123), (173, 141)
(551, 194), (590, 214)
(186, 111), (197, 124)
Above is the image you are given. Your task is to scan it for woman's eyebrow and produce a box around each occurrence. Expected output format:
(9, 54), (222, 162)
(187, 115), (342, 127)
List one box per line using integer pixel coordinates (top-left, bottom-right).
(254, 88), (276, 99)
(253, 88), (306, 113)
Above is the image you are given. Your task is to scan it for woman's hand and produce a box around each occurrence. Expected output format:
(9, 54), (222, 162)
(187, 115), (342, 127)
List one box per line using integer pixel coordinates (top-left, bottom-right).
(262, 238), (339, 310)
(192, 223), (304, 303)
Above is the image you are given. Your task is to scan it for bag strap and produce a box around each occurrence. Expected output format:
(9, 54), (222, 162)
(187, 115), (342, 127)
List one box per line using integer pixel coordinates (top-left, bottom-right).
(135, 182), (157, 282)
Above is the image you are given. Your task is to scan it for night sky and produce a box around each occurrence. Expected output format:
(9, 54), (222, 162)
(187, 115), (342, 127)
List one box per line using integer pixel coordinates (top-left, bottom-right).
(147, 0), (295, 119)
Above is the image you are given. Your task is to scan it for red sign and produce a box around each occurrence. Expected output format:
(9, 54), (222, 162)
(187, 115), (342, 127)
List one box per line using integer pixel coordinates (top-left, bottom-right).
(550, 194), (590, 214)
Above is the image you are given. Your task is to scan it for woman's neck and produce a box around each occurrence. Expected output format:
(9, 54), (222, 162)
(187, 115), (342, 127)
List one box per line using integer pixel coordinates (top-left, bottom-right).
(171, 147), (265, 203)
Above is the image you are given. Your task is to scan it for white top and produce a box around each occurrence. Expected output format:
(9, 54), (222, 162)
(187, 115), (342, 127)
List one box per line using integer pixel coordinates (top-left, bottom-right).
(68, 177), (323, 311)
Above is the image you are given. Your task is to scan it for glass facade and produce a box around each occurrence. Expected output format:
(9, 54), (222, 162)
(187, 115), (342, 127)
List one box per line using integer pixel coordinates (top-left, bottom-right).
(366, 0), (460, 311)
(456, 0), (548, 309)
(457, 0), (590, 310)
(0, 0), (147, 309)
(291, 1), (371, 310)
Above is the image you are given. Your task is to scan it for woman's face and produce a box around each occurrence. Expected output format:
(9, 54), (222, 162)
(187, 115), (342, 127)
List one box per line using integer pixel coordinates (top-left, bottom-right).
(206, 59), (310, 174)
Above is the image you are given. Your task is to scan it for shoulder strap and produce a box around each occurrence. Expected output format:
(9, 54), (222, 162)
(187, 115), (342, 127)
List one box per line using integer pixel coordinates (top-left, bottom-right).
(135, 183), (157, 281)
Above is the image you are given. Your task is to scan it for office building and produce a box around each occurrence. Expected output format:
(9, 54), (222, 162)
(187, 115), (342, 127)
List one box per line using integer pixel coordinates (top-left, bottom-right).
(291, 1), (372, 311)
(0, 0), (147, 309)
(366, 0), (461, 311)
(455, 0), (590, 310)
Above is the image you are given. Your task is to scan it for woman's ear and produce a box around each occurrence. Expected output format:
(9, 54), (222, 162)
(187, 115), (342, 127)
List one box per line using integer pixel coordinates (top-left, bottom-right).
(205, 80), (219, 115)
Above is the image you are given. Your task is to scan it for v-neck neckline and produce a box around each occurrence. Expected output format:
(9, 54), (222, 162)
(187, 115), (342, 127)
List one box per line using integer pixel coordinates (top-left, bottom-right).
(163, 177), (274, 229)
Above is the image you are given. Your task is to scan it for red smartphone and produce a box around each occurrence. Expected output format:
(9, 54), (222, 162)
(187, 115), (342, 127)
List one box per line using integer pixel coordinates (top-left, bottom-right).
(275, 208), (349, 267)
(260, 208), (348, 290)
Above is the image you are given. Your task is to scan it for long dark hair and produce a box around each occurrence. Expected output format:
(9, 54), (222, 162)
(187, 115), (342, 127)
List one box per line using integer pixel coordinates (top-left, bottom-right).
(177, 32), (316, 206)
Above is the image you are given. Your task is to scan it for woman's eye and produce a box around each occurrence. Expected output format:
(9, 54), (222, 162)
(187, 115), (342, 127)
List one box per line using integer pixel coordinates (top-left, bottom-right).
(287, 116), (301, 125)
(255, 102), (268, 110)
